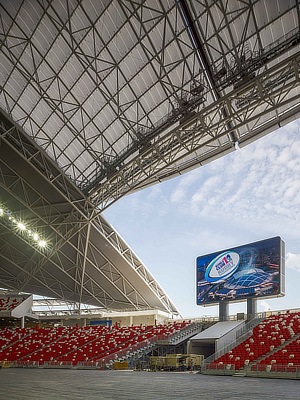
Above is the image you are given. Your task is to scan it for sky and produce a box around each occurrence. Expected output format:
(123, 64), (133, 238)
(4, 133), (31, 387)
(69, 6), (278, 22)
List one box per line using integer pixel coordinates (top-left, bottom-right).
(103, 119), (300, 319)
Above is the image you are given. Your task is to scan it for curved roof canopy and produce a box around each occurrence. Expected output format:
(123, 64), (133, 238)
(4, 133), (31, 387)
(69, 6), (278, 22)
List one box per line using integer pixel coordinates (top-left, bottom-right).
(1, 0), (299, 209)
(0, 0), (300, 314)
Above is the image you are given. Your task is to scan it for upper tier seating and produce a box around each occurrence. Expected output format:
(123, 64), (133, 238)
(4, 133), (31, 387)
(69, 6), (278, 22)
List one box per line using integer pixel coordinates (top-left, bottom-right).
(0, 296), (27, 311)
(210, 312), (300, 370)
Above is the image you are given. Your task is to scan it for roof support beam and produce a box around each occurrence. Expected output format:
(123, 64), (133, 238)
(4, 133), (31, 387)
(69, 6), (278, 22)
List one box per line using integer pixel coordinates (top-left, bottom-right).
(88, 51), (300, 211)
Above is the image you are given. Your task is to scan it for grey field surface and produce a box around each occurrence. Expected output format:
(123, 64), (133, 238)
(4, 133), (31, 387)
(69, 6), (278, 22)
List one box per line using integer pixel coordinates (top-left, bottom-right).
(0, 368), (299, 400)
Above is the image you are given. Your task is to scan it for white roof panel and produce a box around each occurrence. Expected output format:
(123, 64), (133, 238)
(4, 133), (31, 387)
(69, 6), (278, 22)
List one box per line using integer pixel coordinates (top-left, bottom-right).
(0, 0), (299, 196)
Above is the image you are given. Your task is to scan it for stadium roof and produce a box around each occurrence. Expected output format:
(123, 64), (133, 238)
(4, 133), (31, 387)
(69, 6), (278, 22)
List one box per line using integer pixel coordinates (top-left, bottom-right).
(0, 0), (299, 315)
(0, 130), (179, 314)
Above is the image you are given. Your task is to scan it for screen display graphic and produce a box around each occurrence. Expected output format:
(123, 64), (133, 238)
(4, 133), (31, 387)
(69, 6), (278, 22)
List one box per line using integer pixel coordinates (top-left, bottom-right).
(196, 236), (284, 306)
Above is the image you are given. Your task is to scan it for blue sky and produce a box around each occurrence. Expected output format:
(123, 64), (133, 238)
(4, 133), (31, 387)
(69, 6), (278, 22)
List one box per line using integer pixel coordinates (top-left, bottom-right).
(103, 119), (300, 318)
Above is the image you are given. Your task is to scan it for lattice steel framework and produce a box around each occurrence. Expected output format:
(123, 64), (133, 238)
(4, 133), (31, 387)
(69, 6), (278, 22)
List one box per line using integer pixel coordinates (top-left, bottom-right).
(0, 0), (299, 313)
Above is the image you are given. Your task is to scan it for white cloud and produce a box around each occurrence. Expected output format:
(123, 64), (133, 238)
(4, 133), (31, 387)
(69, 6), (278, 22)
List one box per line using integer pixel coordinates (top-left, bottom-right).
(170, 187), (185, 204)
(187, 228), (237, 254)
(170, 169), (202, 204)
(147, 185), (162, 199)
(291, 140), (300, 157)
(170, 121), (300, 230)
(286, 252), (300, 272)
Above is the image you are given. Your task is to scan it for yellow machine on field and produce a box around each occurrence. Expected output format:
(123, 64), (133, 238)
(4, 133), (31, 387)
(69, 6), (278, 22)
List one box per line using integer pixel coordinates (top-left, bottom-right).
(150, 354), (203, 371)
(0, 361), (11, 369)
(114, 361), (128, 370)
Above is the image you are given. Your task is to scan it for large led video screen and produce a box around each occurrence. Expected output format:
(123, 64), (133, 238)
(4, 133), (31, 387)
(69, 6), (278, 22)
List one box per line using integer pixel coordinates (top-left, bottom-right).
(196, 236), (285, 306)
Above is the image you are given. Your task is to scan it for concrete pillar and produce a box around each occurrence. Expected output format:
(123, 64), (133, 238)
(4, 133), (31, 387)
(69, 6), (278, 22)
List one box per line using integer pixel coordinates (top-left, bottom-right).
(219, 301), (229, 321)
(129, 315), (133, 326)
(247, 298), (257, 321)
(21, 316), (25, 329)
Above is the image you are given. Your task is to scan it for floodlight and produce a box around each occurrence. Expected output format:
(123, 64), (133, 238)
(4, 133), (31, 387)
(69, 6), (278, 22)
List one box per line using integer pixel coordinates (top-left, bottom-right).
(0, 200), (50, 250)
(33, 233), (39, 241)
(17, 222), (26, 230)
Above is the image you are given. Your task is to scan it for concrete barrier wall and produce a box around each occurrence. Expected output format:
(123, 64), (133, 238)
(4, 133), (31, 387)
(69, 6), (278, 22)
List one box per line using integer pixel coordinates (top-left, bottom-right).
(12, 295), (33, 318)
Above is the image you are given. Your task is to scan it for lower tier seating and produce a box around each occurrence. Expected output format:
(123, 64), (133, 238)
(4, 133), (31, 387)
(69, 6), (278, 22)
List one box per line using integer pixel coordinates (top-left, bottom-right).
(0, 321), (190, 365)
(210, 312), (300, 370)
(253, 337), (300, 369)
(0, 326), (73, 361)
(0, 327), (31, 350)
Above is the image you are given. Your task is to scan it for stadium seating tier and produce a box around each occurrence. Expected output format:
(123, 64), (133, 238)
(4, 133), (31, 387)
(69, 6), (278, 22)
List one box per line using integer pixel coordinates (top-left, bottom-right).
(0, 321), (189, 365)
(210, 312), (300, 371)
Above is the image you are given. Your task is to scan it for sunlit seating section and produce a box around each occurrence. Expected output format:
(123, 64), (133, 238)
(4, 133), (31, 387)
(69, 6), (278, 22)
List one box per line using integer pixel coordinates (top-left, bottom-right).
(0, 326), (73, 362)
(211, 312), (300, 370)
(0, 327), (31, 350)
(0, 296), (27, 311)
(256, 338), (300, 368)
(254, 313), (300, 369)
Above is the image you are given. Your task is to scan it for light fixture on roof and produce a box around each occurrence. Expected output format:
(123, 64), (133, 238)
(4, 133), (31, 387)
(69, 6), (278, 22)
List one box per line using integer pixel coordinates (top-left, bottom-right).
(0, 201), (49, 251)
(17, 222), (26, 230)
(33, 233), (39, 241)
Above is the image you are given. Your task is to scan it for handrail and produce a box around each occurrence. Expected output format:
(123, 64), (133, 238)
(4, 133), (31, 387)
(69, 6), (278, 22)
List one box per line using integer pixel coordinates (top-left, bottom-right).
(85, 325), (156, 363)
(32, 306), (300, 320)
(168, 308), (300, 325)
(247, 364), (300, 373)
(98, 322), (201, 365)
(202, 316), (264, 366)
(157, 322), (202, 344)
(204, 363), (300, 377)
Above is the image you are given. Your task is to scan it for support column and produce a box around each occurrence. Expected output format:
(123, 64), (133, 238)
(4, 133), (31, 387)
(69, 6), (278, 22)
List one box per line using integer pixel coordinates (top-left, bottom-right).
(247, 298), (257, 321)
(219, 301), (229, 321)
(21, 316), (25, 329)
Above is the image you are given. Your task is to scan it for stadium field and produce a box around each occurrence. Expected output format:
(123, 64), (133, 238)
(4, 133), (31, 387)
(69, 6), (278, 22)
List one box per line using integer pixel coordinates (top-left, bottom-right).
(0, 369), (299, 400)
